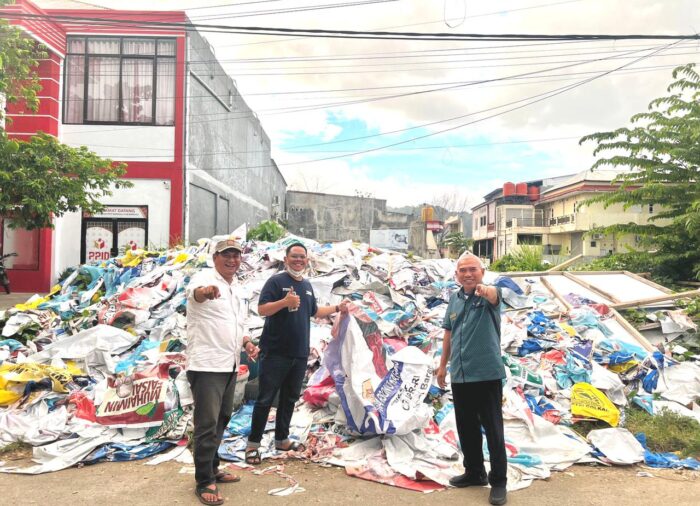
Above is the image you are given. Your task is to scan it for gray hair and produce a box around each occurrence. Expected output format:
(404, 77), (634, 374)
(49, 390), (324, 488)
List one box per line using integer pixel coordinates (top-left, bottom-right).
(457, 251), (486, 269)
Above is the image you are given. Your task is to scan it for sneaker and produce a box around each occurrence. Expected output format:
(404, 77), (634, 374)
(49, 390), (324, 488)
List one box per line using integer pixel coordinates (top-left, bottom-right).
(448, 472), (488, 488)
(489, 486), (507, 505)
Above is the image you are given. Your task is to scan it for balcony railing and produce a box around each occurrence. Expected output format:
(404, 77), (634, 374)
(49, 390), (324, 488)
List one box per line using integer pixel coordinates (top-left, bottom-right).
(548, 214), (575, 226)
(505, 217), (546, 228)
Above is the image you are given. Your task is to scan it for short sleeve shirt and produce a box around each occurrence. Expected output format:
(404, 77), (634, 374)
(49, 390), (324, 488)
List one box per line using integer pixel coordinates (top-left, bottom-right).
(259, 272), (318, 358)
(185, 268), (248, 372)
(442, 286), (505, 383)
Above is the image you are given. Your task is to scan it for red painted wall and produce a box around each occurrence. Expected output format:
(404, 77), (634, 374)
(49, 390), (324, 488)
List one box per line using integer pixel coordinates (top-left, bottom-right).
(1, 1), (187, 292)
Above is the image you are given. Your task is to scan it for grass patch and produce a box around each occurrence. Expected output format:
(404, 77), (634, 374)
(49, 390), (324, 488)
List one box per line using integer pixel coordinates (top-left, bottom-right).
(571, 407), (700, 459)
(625, 406), (700, 458)
(0, 441), (32, 456)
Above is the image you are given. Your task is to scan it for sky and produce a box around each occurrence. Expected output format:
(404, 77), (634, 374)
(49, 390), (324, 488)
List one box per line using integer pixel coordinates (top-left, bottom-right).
(37, 0), (700, 210)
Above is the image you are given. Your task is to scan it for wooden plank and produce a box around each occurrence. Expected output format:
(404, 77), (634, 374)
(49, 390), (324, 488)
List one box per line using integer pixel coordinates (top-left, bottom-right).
(610, 289), (700, 310)
(562, 272), (621, 303)
(623, 271), (673, 294)
(500, 271), (563, 277)
(676, 280), (700, 288)
(610, 308), (656, 352)
(540, 276), (573, 311)
(563, 270), (627, 275)
(546, 254), (583, 272)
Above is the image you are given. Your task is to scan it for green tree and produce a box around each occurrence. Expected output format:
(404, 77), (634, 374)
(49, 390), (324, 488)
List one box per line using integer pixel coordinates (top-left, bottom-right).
(0, 0), (130, 230)
(442, 231), (473, 257)
(580, 64), (700, 280)
(248, 220), (286, 242)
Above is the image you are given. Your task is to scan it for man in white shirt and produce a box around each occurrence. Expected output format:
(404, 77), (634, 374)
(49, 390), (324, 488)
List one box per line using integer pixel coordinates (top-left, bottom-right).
(186, 239), (259, 506)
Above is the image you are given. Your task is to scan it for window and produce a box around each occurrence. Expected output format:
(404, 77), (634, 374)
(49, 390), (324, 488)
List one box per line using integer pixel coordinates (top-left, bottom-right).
(480, 216), (487, 227)
(649, 204), (654, 213)
(64, 36), (176, 125)
(590, 241), (597, 248)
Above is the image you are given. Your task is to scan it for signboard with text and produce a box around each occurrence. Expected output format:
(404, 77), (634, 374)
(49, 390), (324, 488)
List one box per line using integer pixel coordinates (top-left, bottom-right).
(370, 229), (409, 251)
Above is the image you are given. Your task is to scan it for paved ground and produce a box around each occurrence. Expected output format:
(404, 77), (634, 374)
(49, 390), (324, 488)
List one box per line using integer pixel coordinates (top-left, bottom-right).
(2, 293), (699, 504)
(0, 293), (34, 309)
(0, 453), (698, 506)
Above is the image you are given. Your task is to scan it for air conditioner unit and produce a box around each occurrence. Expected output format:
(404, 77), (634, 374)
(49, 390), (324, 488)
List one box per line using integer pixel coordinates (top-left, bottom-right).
(592, 233), (604, 240)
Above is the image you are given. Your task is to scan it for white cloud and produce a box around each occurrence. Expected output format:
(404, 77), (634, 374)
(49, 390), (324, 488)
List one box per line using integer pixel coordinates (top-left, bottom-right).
(50, 0), (700, 204)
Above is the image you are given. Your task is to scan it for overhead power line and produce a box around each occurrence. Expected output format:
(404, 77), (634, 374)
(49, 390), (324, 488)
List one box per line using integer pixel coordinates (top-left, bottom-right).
(3, 11), (700, 42)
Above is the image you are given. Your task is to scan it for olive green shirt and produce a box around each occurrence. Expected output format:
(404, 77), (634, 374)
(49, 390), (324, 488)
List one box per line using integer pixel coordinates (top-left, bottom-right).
(441, 286), (505, 383)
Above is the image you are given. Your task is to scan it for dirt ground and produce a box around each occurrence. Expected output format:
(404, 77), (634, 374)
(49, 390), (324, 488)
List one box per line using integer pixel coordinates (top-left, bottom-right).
(2, 293), (699, 505)
(0, 451), (698, 506)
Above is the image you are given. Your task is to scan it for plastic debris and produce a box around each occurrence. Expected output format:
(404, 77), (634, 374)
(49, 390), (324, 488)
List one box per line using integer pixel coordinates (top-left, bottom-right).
(0, 232), (697, 493)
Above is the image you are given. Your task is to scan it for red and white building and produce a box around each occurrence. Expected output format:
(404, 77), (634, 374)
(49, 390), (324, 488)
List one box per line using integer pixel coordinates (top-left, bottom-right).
(1, 0), (286, 293)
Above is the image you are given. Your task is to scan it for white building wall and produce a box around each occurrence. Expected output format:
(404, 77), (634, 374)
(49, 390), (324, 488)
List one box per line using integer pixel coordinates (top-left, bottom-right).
(52, 179), (171, 279)
(61, 124), (175, 161)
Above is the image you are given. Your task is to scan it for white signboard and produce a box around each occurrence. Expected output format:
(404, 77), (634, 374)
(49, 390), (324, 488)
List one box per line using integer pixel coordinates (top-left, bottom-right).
(370, 229), (409, 251)
(85, 206), (148, 219)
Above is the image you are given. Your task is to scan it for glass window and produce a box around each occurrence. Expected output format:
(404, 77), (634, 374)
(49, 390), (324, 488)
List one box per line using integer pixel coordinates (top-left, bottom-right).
(67, 37), (85, 53)
(123, 39), (156, 55)
(64, 55), (85, 123)
(156, 59), (175, 125)
(87, 37), (120, 54)
(157, 39), (176, 56)
(64, 36), (176, 126)
(121, 58), (154, 123)
(86, 57), (120, 122)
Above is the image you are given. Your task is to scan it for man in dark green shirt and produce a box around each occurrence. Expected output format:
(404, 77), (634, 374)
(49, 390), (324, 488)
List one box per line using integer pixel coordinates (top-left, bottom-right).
(436, 254), (507, 505)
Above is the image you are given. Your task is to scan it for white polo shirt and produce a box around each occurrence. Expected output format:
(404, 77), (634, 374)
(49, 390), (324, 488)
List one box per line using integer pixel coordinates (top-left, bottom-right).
(185, 267), (248, 372)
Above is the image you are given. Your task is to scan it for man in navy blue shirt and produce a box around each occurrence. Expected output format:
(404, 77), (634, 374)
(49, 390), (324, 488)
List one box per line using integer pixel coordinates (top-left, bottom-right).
(245, 243), (348, 464)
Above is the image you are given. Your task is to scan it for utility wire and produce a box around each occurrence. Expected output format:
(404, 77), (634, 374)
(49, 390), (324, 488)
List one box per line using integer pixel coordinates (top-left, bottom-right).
(4, 11), (700, 42)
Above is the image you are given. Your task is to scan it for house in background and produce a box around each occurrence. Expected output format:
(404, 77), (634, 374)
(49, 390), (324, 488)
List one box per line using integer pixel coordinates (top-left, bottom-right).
(1, 0), (285, 292)
(470, 169), (665, 263)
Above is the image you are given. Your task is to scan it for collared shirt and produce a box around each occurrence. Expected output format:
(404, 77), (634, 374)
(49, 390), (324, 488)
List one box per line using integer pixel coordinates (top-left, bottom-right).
(186, 268), (248, 372)
(441, 286), (505, 383)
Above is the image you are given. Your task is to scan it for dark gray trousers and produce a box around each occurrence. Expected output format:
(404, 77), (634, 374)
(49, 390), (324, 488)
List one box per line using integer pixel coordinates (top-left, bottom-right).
(187, 369), (237, 487)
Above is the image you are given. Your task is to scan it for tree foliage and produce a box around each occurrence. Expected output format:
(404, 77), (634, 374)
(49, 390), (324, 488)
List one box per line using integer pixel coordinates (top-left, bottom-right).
(0, 0), (45, 121)
(0, 133), (130, 229)
(248, 220), (286, 242)
(441, 231), (473, 257)
(580, 64), (700, 280)
(0, 0), (131, 230)
(490, 245), (547, 272)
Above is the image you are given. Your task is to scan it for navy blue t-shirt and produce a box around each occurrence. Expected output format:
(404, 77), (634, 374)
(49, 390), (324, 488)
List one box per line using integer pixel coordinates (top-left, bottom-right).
(258, 272), (319, 358)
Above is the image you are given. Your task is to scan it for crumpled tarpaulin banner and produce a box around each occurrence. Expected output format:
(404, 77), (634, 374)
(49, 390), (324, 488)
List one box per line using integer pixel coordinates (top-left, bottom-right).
(325, 312), (433, 436)
(96, 363), (170, 428)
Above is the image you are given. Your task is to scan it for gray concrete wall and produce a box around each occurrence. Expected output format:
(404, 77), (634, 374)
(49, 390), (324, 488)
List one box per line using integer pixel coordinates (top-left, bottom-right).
(286, 191), (413, 243)
(185, 30), (286, 242)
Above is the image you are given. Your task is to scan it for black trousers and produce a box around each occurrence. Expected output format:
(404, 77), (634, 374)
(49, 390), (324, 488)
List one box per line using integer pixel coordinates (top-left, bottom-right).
(452, 379), (508, 488)
(248, 353), (307, 445)
(187, 369), (237, 487)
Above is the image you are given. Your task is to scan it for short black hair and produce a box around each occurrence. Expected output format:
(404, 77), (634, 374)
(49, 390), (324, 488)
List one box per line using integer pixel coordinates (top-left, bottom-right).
(285, 242), (307, 256)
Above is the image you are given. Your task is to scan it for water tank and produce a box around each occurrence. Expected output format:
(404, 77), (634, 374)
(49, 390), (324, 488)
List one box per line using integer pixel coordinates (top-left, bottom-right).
(421, 205), (434, 222)
(515, 182), (528, 196)
(503, 182), (515, 197)
(528, 185), (540, 201)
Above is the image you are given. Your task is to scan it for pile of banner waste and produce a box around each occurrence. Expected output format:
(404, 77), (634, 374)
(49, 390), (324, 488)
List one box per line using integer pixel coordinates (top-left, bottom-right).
(1, 232), (698, 491)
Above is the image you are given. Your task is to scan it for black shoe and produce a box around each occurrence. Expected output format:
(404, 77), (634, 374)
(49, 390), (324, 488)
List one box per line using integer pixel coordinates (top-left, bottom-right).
(449, 472), (488, 488)
(489, 486), (507, 505)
